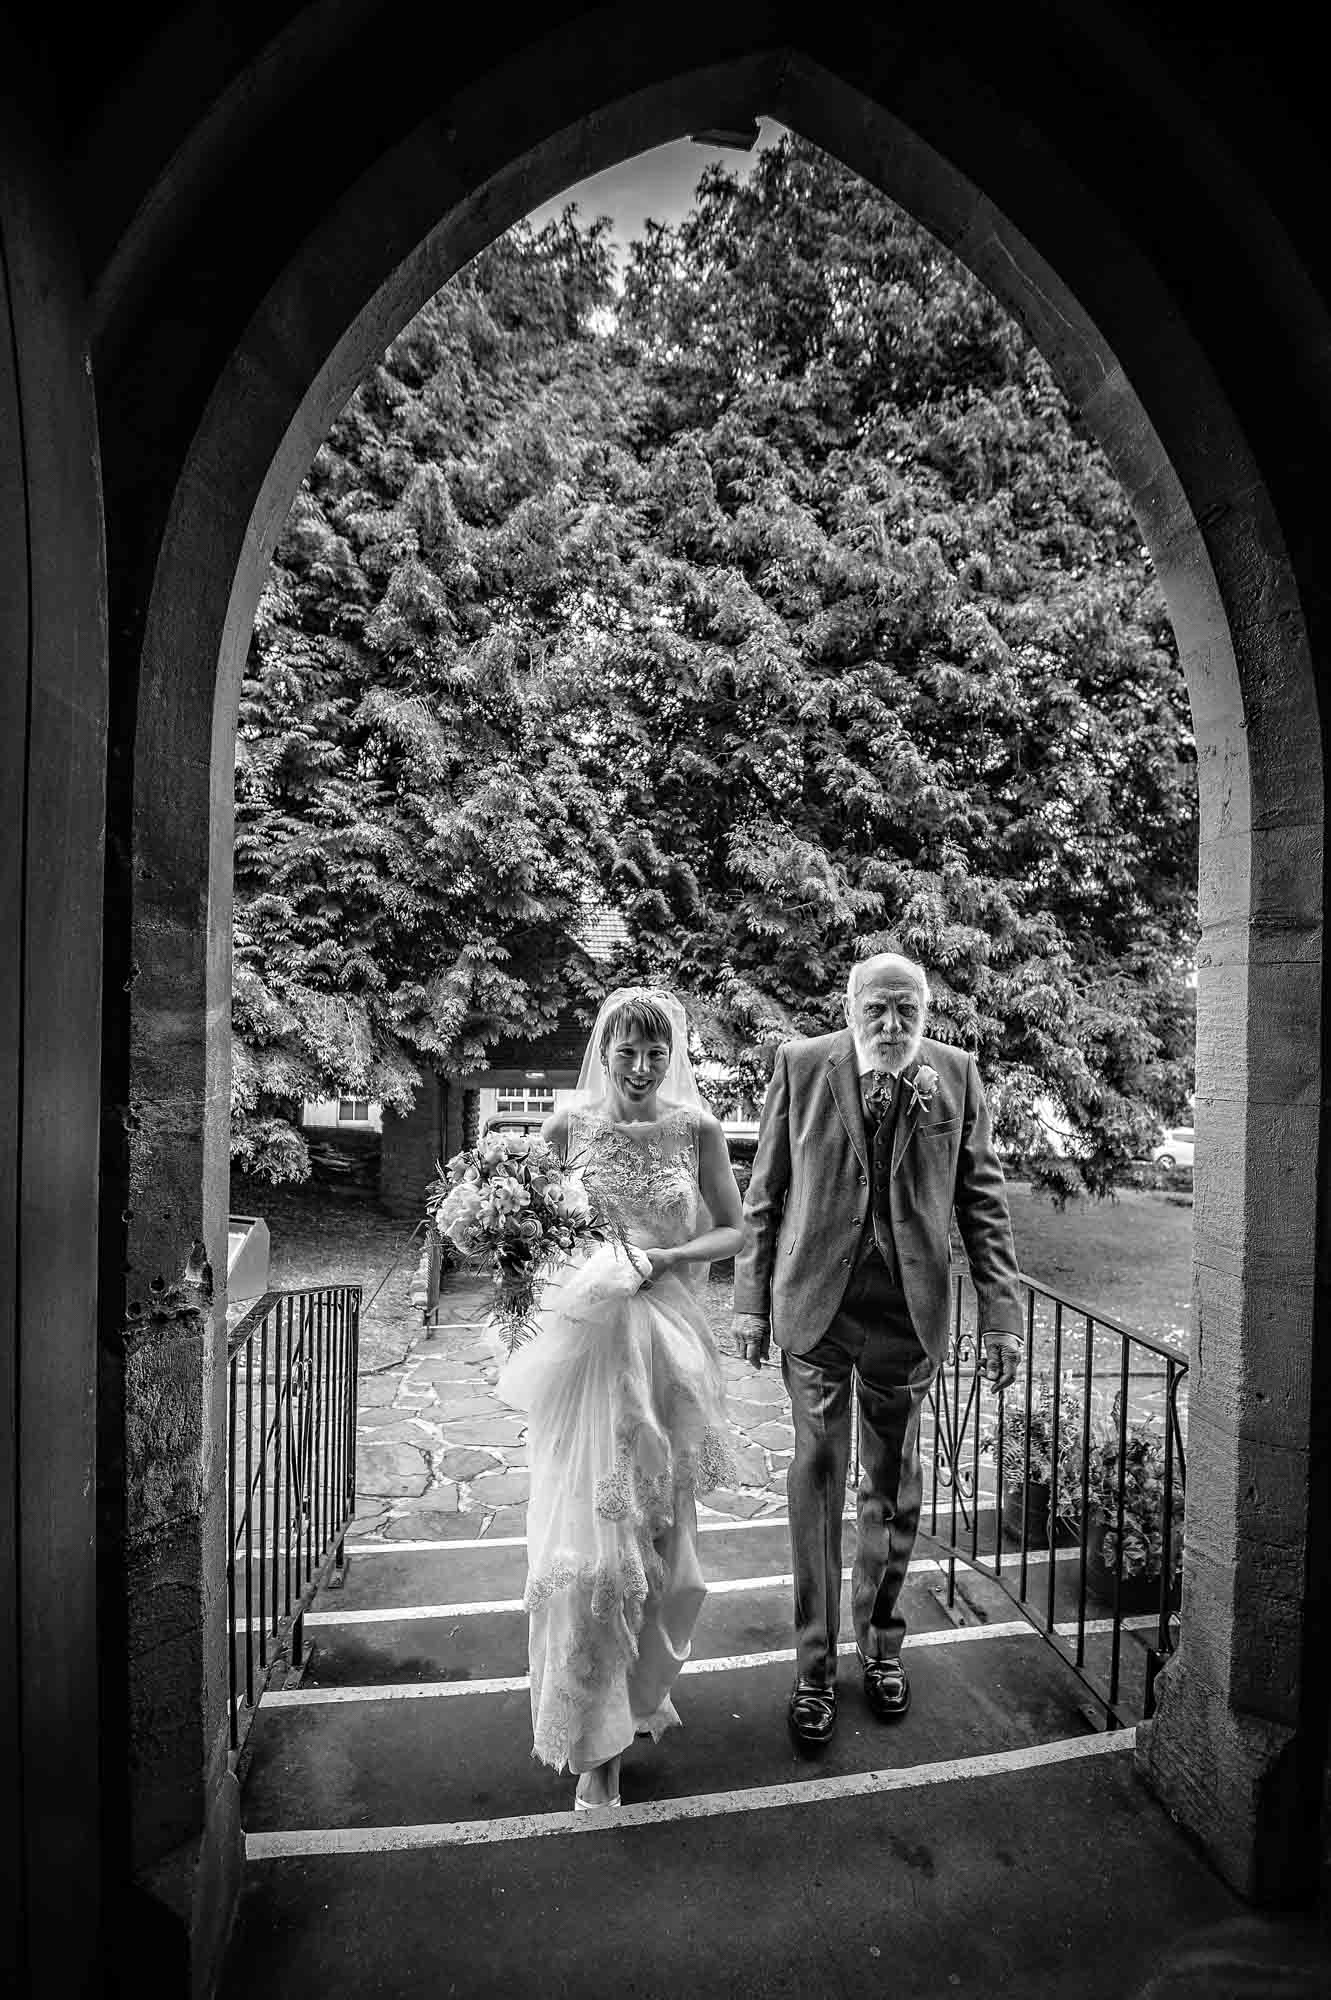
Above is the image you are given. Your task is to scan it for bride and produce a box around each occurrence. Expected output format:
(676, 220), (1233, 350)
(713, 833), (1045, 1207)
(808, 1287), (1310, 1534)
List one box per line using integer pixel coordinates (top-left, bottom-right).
(498, 986), (745, 1810)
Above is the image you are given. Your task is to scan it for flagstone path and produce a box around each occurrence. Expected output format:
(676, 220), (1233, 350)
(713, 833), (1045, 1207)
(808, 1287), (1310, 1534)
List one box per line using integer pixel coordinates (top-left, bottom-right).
(349, 1269), (797, 1544)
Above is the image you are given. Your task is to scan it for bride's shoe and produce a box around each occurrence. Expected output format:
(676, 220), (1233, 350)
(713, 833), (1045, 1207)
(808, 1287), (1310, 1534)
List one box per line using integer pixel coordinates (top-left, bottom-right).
(574, 1759), (622, 1810)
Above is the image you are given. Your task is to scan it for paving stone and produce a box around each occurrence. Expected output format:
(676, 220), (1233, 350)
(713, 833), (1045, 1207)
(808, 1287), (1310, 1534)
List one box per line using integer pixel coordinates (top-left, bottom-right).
(424, 1395), (501, 1422)
(357, 1442), (431, 1497)
(726, 1441), (771, 1487)
(433, 1446), (504, 1481)
(356, 1375), (401, 1408)
(361, 1402), (435, 1426)
(443, 1415), (528, 1447)
(746, 1419), (796, 1450)
(391, 1384), (437, 1416)
(432, 1337), (496, 1365)
(697, 1488), (771, 1519)
(392, 1482), (461, 1516)
(481, 1503), (530, 1536)
(405, 1360), (479, 1385)
(358, 1418), (436, 1446)
(357, 1328), (416, 1373)
(727, 1397), (789, 1430)
(468, 1469), (531, 1508)
(357, 1406), (420, 1429)
(720, 1352), (784, 1382)
(381, 1509), (476, 1542)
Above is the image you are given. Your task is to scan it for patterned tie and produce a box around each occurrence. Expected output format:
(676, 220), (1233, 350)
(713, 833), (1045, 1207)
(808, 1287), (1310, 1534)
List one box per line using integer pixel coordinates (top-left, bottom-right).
(863, 1071), (895, 1126)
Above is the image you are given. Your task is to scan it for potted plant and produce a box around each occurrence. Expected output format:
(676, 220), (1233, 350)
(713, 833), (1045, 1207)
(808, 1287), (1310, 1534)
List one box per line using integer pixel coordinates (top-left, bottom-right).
(982, 1375), (1082, 1547)
(1071, 1397), (1185, 1615)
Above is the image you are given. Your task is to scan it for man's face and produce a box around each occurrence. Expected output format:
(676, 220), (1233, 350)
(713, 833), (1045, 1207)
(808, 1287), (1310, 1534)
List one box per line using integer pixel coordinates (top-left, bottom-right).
(846, 970), (926, 1072)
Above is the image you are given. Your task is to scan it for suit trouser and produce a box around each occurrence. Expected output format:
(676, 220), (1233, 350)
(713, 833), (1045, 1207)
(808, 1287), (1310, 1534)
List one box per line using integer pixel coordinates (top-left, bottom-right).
(782, 1245), (937, 1687)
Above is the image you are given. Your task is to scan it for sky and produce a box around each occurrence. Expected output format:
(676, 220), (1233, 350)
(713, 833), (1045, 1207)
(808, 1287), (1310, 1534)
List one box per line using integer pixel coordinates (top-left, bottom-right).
(524, 117), (785, 275)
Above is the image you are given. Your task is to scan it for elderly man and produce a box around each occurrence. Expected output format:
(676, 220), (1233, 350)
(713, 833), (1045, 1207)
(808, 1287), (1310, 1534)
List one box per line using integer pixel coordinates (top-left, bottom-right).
(732, 953), (1022, 1747)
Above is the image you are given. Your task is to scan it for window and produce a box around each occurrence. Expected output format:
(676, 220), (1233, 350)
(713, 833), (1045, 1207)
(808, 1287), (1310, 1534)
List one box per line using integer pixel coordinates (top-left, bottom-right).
(338, 1098), (371, 1123)
(497, 1088), (555, 1115)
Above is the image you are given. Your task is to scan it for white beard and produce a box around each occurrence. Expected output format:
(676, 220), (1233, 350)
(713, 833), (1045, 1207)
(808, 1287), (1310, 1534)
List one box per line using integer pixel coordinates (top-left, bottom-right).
(855, 1025), (925, 1074)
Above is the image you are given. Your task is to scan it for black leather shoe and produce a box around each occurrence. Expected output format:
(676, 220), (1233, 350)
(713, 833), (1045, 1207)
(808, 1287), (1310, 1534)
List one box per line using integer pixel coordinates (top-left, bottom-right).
(787, 1680), (837, 1749)
(863, 1657), (911, 1721)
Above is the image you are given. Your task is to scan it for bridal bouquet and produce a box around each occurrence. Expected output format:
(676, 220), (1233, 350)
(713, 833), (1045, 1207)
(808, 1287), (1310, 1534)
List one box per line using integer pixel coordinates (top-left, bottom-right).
(427, 1129), (624, 1352)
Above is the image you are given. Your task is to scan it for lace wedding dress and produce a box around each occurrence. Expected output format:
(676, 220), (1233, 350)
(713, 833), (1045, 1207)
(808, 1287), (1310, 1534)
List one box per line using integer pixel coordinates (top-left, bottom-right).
(497, 1105), (734, 1774)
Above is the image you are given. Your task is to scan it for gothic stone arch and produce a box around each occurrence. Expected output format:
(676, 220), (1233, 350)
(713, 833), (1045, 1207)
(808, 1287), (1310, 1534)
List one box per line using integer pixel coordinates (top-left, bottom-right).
(73, 4), (1330, 1982)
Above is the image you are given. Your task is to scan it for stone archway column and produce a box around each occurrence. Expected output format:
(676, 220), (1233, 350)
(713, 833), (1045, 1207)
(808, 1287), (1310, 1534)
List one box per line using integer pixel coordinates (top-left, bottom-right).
(0, 84), (108, 1997)
(93, 9), (1331, 1939)
(770, 46), (1331, 1904)
(1131, 511), (1329, 1904)
(106, 594), (244, 1981)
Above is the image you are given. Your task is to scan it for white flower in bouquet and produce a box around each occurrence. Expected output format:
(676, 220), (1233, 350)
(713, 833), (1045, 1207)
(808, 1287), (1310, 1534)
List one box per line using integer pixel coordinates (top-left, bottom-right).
(487, 1172), (530, 1215)
(547, 1170), (592, 1223)
(425, 1137), (627, 1353)
(436, 1179), (486, 1253)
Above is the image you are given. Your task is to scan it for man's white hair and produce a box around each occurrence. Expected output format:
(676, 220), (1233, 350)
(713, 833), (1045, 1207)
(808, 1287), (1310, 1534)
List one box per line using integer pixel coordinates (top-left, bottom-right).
(846, 952), (931, 1006)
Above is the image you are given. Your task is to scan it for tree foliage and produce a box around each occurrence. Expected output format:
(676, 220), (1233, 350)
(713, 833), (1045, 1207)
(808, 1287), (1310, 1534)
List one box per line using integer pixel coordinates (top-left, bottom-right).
(234, 134), (1196, 1193)
(232, 215), (625, 1177)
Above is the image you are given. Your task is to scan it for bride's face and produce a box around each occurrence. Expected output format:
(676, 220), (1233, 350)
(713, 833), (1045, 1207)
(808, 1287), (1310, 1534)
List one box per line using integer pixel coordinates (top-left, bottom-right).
(605, 1027), (672, 1108)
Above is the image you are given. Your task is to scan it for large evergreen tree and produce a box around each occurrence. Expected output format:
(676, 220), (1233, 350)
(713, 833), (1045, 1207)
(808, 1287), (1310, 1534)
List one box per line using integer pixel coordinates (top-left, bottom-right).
(234, 135), (1196, 1193)
(231, 216), (627, 1178)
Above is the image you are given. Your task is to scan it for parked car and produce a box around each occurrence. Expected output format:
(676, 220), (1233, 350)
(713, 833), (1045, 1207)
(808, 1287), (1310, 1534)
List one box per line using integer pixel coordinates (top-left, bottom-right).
(720, 1119), (761, 1195)
(720, 1118), (761, 1164)
(1151, 1125), (1195, 1171)
(482, 1111), (547, 1140)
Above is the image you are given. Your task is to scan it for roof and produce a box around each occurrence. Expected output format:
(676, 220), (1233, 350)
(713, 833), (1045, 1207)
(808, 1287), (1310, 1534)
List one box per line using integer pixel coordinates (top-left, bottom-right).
(570, 906), (631, 964)
(477, 1017), (590, 1072)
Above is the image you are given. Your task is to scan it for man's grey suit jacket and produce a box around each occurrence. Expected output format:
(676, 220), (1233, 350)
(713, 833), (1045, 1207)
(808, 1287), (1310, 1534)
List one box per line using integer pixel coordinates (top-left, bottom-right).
(732, 1029), (1022, 1362)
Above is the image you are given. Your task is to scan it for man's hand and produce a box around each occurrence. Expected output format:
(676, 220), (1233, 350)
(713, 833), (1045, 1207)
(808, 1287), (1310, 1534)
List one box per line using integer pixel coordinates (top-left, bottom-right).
(731, 1312), (771, 1369)
(981, 1333), (1022, 1393)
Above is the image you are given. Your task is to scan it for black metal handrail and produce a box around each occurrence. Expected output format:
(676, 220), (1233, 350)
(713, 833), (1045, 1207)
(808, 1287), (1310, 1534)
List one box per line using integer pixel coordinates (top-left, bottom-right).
(916, 1269), (1186, 1729)
(225, 1284), (360, 1757)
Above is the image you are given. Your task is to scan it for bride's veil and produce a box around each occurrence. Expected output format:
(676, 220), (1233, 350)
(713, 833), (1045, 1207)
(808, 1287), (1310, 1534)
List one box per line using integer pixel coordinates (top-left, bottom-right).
(569, 988), (715, 1280)
(570, 987), (705, 1113)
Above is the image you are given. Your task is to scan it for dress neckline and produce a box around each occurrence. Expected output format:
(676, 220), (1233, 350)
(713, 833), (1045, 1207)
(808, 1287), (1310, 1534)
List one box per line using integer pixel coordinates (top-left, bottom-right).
(574, 1103), (691, 1137)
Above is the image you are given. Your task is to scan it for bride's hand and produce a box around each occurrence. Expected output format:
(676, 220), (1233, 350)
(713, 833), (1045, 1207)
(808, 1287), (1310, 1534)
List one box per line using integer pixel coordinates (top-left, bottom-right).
(640, 1246), (677, 1284)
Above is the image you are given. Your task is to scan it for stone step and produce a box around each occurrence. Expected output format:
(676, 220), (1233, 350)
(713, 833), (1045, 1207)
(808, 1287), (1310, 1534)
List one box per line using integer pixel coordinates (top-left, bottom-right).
(324, 1513), (841, 1610)
(221, 1744), (1266, 2000)
(238, 1624), (1106, 1836)
(283, 1567), (952, 1689)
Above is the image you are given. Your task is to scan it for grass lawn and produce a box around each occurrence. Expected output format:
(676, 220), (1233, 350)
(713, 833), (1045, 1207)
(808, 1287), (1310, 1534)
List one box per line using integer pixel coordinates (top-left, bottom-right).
(235, 1167), (1194, 1356)
(229, 1171), (428, 1369)
(1003, 1181), (1193, 1339)
(705, 1179), (1193, 1347)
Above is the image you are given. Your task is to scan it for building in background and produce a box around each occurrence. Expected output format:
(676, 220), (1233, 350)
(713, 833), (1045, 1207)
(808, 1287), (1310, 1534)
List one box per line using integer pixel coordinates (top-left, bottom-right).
(300, 1093), (383, 1133)
(379, 906), (632, 1211)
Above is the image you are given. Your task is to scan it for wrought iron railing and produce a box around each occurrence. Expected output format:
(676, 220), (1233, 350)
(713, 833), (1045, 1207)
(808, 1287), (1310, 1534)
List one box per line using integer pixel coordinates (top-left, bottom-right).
(914, 1270), (1186, 1729)
(226, 1284), (360, 1756)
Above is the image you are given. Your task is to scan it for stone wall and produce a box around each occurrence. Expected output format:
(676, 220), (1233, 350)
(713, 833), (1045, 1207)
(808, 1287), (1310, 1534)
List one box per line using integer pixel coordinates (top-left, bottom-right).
(379, 1072), (443, 1218)
(8, 10), (1331, 1994)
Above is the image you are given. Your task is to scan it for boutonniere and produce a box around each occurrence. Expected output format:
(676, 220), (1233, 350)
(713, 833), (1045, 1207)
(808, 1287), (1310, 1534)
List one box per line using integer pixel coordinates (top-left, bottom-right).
(905, 1064), (940, 1116)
